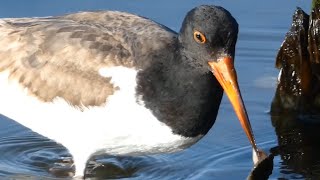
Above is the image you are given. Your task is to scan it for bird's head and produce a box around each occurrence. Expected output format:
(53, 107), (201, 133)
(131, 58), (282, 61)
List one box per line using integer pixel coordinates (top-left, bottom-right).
(179, 5), (258, 152)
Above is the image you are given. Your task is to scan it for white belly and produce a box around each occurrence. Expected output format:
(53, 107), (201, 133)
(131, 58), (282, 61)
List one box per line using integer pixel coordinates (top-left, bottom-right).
(0, 67), (201, 176)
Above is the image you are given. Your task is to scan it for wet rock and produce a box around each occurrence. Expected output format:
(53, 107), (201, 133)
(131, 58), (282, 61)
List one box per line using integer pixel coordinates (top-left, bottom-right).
(309, 5), (320, 65)
(247, 153), (274, 180)
(272, 7), (320, 114)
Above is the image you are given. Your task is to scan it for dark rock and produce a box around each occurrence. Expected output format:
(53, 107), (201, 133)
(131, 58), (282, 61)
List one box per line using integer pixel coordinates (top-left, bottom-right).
(272, 7), (320, 114)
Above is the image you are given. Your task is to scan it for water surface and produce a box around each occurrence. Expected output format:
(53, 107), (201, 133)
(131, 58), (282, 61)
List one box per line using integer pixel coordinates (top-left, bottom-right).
(0, 0), (316, 179)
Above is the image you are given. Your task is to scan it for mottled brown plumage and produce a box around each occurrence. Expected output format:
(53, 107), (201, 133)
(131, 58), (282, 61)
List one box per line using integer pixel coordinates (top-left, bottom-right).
(0, 11), (176, 108)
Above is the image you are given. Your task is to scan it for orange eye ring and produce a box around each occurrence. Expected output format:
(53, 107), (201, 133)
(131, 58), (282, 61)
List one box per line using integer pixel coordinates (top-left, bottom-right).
(193, 30), (206, 44)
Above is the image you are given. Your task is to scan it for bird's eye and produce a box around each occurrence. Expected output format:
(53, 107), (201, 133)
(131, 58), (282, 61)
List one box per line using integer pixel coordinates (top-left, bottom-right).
(193, 30), (206, 44)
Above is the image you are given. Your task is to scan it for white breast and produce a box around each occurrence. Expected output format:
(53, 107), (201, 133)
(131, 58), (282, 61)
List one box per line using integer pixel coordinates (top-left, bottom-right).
(0, 66), (201, 176)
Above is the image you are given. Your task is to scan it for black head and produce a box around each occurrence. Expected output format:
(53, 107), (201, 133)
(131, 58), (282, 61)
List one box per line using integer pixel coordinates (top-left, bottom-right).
(179, 5), (238, 70)
(178, 5), (259, 152)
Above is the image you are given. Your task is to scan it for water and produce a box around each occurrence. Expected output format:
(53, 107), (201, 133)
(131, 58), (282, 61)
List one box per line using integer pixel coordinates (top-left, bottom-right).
(0, 0), (315, 179)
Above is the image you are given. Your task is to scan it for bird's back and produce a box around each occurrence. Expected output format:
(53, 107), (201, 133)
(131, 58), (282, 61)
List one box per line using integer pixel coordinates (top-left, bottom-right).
(0, 11), (177, 108)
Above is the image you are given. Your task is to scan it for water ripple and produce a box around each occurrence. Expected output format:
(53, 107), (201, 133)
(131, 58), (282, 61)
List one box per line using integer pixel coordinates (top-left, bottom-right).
(0, 134), (72, 179)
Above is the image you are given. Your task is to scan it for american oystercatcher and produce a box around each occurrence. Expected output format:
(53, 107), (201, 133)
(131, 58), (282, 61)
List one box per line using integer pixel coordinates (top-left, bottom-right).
(0, 5), (259, 177)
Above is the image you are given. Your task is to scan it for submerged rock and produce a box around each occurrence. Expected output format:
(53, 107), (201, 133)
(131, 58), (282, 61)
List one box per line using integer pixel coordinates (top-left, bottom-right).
(247, 153), (274, 180)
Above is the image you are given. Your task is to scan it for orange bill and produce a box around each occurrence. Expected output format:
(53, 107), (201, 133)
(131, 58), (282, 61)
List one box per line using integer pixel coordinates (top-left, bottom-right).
(208, 57), (258, 153)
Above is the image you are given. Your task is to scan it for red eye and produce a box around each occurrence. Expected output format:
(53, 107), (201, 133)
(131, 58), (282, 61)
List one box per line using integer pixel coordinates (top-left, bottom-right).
(193, 30), (206, 44)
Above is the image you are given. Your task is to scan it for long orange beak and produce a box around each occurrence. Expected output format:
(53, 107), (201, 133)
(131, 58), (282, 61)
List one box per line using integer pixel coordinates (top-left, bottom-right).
(208, 57), (258, 153)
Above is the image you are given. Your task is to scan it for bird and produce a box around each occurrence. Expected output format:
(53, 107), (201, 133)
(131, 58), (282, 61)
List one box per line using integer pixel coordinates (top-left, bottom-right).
(0, 5), (259, 177)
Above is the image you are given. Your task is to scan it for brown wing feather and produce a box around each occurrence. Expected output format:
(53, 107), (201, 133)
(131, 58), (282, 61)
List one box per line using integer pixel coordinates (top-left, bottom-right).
(0, 11), (176, 108)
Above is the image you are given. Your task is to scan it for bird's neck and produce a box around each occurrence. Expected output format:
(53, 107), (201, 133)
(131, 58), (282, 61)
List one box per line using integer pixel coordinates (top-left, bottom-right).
(136, 50), (224, 137)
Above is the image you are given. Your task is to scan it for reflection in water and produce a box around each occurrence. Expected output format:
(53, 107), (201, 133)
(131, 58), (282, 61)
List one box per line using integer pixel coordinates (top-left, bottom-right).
(270, 113), (320, 179)
(85, 155), (139, 179)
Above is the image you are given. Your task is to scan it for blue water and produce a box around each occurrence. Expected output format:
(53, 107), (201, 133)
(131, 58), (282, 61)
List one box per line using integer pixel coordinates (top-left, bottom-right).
(0, 0), (315, 179)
